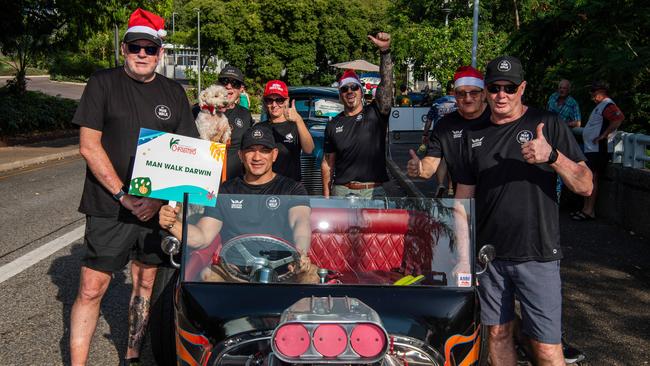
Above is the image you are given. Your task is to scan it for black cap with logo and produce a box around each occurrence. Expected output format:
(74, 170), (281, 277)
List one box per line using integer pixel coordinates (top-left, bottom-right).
(485, 56), (524, 85)
(218, 65), (245, 85)
(240, 125), (276, 150)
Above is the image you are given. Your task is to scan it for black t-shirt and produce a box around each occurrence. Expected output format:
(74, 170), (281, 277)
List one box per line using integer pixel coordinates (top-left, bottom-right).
(455, 107), (586, 261)
(323, 103), (389, 184)
(73, 67), (198, 218)
(427, 107), (490, 181)
(224, 105), (253, 178)
(205, 175), (309, 244)
(257, 121), (302, 181)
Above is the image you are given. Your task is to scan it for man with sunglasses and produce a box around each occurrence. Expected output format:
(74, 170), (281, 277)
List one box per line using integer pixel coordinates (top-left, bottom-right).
(322, 32), (394, 198)
(408, 66), (488, 197)
(453, 56), (593, 366)
(70, 8), (198, 366)
(214, 65), (254, 179)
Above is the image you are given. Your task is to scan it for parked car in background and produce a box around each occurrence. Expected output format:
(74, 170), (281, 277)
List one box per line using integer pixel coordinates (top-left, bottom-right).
(261, 86), (343, 195)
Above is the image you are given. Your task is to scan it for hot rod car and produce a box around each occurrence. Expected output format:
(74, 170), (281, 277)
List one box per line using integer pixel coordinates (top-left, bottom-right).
(149, 194), (493, 366)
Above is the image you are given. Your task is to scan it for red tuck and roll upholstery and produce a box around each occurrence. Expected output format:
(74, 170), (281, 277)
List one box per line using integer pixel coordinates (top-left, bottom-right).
(185, 208), (438, 281)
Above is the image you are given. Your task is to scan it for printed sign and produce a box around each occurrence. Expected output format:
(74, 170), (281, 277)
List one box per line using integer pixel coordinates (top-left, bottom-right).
(128, 128), (225, 206)
(314, 99), (344, 118)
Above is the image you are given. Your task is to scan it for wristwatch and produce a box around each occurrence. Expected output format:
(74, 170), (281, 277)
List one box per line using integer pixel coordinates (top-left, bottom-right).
(547, 147), (559, 164)
(113, 189), (126, 201)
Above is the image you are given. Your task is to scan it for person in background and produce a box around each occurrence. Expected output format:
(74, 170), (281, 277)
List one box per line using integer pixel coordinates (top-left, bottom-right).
(322, 32), (394, 199)
(69, 8), (198, 366)
(239, 85), (251, 110)
(407, 66), (488, 198)
(421, 79), (458, 196)
(547, 79), (581, 128)
(397, 84), (412, 106)
(192, 65), (254, 179)
(572, 80), (624, 221)
(547, 79), (582, 203)
(258, 80), (314, 182)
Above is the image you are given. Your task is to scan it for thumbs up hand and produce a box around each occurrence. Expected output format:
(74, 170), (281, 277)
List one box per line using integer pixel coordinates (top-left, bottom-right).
(521, 123), (552, 164)
(407, 149), (423, 177)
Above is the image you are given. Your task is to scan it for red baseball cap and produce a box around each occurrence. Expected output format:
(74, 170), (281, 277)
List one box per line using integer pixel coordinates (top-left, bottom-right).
(263, 80), (289, 98)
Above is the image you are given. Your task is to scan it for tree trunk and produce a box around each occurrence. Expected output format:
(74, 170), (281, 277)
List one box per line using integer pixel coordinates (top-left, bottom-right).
(513, 0), (520, 30)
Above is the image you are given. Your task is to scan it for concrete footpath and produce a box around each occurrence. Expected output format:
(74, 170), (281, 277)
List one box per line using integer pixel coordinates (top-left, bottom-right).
(0, 136), (80, 173)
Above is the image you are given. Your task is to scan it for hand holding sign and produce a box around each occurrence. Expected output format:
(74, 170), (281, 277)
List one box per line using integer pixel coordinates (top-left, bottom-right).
(521, 123), (552, 164)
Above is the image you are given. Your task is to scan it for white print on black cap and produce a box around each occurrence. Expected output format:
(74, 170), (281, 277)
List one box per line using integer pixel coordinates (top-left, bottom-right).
(235, 118), (243, 128)
(155, 105), (171, 120)
(516, 130), (533, 144)
(266, 196), (280, 210)
(252, 129), (263, 139)
(498, 60), (512, 72)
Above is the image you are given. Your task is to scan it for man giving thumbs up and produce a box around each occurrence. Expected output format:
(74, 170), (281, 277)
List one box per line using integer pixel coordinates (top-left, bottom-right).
(453, 56), (593, 365)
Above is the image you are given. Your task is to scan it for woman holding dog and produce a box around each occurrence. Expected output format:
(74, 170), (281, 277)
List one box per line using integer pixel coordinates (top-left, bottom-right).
(258, 80), (314, 182)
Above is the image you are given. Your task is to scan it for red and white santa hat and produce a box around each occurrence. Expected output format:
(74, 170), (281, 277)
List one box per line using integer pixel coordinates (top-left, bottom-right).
(123, 8), (167, 46)
(338, 70), (363, 90)
(453, 66), (485, 89)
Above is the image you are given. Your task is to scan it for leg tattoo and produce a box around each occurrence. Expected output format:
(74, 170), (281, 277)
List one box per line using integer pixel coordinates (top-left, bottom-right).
(127, 295), (151, 351)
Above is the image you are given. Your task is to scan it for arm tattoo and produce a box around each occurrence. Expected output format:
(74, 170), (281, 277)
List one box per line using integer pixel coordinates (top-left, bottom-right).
(375, 51), (394, 116)
(127, 295), (151, 351)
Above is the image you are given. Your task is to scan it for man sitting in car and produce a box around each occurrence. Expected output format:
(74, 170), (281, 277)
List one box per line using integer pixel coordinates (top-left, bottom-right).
(159, 125), (315, 282)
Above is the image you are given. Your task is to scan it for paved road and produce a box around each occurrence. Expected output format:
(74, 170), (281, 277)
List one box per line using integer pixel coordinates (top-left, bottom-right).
(0, 75), (85, 100)
(0, 158), (157, 365)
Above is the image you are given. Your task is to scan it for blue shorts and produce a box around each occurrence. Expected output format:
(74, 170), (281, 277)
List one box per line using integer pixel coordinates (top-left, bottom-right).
(478, 260), (562, 344)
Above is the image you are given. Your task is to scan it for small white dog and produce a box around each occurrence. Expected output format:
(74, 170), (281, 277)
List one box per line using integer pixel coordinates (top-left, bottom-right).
(196, 85), (231, 143)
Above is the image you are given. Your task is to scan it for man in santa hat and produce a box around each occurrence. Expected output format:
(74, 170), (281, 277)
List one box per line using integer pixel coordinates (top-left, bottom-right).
(407, 65), (489, 192)
(69, 8), (197, 366)
(321, 32), (394, 198)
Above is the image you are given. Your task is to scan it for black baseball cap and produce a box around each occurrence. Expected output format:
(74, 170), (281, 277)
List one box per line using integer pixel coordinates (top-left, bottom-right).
(218, 65), (245, 85)
(485, 56), (524, 85)
(240, 126), (276, 150)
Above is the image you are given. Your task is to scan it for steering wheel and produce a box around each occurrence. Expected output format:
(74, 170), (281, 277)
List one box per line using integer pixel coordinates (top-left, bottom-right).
(218, 234), (300, 282)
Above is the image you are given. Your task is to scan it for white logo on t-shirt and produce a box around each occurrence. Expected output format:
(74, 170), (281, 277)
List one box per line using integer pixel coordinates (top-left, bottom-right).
(335, 126), (344, 133)
(356, 114), (363, 121)
(452, 130), (463, 139)
(234, 118), (243, 128)
(516, 130), (533, 144)
(231, 199), (243, 209)
(266, 196), (280, 210)
(155, 105), (171, 120)
(471, 137), (484, 148)
(284, 132), (294, 143)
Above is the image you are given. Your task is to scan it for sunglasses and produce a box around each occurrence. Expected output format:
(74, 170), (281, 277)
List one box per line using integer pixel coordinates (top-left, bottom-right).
(339, 84), (361, 93)
(455, 90), (482, 99)
(487, 84), (519, 94)
(219, 77), (243, 88)
(264, 97), (287, 105)
(126, 44), (159, 56)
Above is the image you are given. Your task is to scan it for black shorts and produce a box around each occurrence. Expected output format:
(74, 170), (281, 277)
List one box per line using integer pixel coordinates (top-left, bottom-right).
(82, 215), (166, 272)
(585, 151), (611, 175)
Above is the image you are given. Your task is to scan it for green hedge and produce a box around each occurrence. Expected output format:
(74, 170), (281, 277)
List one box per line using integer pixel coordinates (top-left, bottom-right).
(49, 52), (109, 82)
(0, 87), (78, 136)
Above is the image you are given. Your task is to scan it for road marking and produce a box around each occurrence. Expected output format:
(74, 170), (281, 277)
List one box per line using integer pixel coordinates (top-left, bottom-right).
(0, 225), (85, 284)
